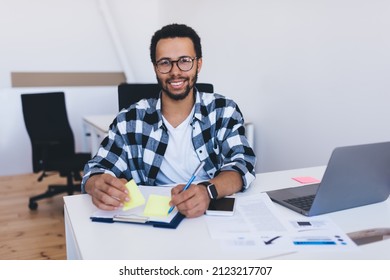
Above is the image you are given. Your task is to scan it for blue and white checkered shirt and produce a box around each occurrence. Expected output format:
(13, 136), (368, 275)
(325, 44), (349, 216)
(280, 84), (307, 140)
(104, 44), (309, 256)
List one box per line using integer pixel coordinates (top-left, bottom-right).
(81, 91), (256, 192)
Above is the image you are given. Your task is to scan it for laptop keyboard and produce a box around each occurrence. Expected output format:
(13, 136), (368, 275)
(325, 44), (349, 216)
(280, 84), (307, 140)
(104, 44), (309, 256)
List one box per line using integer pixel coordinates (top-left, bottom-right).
(284, 195), (316, 211)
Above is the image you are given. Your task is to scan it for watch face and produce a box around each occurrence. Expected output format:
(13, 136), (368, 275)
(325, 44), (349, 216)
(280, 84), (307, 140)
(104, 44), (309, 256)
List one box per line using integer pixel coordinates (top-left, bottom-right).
(208, 184), (218, 199)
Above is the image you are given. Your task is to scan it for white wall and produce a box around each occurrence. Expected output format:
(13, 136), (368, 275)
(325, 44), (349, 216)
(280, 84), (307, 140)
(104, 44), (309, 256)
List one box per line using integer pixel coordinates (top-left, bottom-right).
(1, 0), (390, 176)
(0, 0), (160, 175)
(158, 0), (390, 171)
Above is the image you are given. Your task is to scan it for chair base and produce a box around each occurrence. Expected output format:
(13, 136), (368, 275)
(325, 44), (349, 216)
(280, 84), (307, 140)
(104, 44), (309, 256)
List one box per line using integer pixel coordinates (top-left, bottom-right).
(28, 183), (81, 210)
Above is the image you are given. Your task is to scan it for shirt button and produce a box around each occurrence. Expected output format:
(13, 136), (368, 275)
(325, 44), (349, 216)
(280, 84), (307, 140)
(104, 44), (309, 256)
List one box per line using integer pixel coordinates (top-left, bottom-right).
(198, 150), (202, 153)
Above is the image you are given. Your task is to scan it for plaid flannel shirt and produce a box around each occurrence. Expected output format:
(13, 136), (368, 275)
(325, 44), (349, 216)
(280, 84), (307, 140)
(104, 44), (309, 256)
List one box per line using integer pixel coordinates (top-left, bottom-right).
(81, 91), (256, 192)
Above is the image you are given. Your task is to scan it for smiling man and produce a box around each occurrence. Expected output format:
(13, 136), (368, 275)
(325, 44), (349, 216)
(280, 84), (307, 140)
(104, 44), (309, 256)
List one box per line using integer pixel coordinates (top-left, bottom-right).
(82, 24), (256, 218)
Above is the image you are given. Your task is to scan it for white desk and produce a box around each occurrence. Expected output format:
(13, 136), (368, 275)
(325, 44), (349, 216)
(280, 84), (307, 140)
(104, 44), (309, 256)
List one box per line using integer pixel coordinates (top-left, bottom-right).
(64, 166), (390, 260)
(83, 114), (115, 156)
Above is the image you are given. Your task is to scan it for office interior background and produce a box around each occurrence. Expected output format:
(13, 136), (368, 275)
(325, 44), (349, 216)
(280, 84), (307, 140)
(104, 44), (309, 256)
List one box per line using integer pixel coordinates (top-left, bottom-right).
(0, 0), (389, 177)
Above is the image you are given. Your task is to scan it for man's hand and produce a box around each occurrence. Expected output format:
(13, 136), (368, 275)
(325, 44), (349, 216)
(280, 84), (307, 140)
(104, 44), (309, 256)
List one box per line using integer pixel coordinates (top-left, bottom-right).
(170, 184), (210, 218)
(85, 174), (129, 210)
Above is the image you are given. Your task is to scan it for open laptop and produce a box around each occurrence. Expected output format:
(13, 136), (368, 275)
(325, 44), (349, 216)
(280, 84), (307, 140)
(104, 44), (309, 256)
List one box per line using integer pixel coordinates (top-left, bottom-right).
(267, 142), (390, 216)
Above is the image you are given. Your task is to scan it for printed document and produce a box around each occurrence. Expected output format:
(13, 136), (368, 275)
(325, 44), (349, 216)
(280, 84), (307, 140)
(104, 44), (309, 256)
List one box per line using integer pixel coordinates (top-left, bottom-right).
(205, 193), (358, 252)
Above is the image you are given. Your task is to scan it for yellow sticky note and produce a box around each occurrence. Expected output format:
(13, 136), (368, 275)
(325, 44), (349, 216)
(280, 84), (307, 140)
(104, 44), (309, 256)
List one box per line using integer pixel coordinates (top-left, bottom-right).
(122, 180), (145, 211)
(143, 195), (170, 217)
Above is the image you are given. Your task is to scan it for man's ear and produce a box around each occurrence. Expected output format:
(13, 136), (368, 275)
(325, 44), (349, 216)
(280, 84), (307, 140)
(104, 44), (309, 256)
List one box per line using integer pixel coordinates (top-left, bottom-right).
(197, 58), (203, 73)
(153, 64), (158, 75)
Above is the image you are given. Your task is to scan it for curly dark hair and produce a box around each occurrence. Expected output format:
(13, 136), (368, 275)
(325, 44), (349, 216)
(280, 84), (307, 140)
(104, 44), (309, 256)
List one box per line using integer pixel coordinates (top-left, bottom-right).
(150, 23), (202, 63)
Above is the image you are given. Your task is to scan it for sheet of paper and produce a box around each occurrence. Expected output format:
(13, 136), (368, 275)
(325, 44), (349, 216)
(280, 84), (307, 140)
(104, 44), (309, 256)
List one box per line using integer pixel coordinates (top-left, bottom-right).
(206, 193), (358, 254)
(143, 194), (170, 217)
(206, 193), (293, 254)
(122, 180), (145, 211)
(284, 218), (358, 252)
(205, 193), (289, 239)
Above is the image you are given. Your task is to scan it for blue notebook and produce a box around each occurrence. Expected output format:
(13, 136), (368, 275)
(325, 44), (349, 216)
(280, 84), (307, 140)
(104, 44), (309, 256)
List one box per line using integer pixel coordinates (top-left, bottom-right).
(90, 211), (184, 229)
(90, 185), (185, 229)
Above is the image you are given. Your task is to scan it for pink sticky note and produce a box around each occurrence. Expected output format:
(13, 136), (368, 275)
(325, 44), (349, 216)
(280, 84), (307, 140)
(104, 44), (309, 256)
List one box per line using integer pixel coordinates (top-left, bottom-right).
(292, 176), (321, 184)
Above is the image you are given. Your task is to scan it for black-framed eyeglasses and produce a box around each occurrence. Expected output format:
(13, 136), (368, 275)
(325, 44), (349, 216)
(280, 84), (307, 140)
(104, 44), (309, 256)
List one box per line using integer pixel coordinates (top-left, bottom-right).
(155, 56), (197, 74)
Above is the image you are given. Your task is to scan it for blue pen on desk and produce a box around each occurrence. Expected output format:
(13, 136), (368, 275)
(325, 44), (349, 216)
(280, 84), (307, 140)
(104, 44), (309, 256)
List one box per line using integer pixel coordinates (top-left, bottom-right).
(167, 161), (205, 214)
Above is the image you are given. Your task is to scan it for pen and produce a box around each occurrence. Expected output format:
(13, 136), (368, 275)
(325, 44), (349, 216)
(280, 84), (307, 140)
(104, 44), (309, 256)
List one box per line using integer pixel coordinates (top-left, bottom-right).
(167, 161), (205, 214)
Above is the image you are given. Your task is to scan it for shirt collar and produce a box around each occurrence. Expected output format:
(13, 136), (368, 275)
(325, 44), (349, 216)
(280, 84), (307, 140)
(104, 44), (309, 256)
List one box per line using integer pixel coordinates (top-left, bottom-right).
(153, 89), (207, 131)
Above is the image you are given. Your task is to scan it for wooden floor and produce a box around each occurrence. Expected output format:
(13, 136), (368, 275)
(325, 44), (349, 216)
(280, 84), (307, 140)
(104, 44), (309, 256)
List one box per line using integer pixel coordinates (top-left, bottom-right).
(0, 172), (71, 260)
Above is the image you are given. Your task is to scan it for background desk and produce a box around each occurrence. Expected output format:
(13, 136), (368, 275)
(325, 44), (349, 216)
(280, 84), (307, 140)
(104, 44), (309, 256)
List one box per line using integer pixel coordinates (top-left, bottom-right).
(64, 166), (390, 260)
(83, 114), (115, 156)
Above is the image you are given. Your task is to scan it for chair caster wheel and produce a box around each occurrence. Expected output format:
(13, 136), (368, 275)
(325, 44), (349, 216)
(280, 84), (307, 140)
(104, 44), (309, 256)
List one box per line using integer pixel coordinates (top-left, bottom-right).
(29, 201), (38, 210)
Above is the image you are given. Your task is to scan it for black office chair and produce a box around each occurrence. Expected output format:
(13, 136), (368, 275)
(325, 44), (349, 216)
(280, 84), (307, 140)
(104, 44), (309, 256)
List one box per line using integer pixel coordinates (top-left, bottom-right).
(117, 83), (214, 110)
(21, 92), (91, 210)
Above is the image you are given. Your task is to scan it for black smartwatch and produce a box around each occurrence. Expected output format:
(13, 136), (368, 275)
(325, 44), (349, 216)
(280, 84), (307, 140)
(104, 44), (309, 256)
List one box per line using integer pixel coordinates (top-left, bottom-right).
(198, 181), (218, 200)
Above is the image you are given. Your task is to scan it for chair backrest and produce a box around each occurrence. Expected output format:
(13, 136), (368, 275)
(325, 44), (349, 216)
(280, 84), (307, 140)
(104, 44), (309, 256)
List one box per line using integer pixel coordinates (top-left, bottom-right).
(117, 83), (214, 111)
(21, 92), (75, 172)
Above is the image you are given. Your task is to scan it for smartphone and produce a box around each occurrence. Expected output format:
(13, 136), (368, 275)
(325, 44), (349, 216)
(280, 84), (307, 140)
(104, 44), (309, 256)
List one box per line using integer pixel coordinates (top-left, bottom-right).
(206, 197), (236, 216)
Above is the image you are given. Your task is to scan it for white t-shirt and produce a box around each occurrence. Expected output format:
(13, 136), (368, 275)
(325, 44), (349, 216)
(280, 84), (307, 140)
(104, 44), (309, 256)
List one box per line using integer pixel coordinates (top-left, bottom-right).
(156, 108), (208, 185)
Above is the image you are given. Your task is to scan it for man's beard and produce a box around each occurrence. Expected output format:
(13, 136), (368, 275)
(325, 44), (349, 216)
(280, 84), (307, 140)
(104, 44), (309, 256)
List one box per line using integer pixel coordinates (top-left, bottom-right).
(157, 71), (198, 101)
